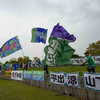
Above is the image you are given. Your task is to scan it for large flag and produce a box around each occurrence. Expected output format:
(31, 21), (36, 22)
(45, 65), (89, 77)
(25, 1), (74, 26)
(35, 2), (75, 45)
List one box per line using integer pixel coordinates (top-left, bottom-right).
(0, 36), (22, 58)
(42, 23), (76, 66)
(31, 28), (47, 44)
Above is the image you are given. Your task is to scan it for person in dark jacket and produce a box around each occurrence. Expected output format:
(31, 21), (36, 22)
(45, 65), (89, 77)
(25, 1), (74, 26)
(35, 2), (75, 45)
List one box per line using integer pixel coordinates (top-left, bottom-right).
(20, 63), (23, 68)
(43, 65), (48, 74)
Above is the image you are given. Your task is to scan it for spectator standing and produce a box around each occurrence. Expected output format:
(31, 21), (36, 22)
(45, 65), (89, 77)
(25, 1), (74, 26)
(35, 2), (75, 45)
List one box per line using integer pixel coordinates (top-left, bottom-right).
(7, 63), (10, 71)
(5, 64), (7, 71)
(10, 63), (12, 69)
(0, 65), (2, 71)
(32, 60), (35, 67)
(38, 60), (41, 68)
(25, 63), (28, 71)
(29, 61), (31, 68)
(20, 63), (23, 68)
(23, 63), (28, 71)
(13, 63), (17, 70)
(17, 63), (19, 69)
(43, 64), (48, 74)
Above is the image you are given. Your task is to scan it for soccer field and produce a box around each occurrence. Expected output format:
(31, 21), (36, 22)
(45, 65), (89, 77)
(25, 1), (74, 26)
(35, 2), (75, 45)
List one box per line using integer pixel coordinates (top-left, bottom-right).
(24, 66), (100, 76)
(0, 79), (80, 100)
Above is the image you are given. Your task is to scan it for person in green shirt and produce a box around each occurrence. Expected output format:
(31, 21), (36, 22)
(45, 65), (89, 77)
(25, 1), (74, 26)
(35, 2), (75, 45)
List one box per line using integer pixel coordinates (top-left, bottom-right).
(82, 52), (96, 73)
(5, 64), (7, 71)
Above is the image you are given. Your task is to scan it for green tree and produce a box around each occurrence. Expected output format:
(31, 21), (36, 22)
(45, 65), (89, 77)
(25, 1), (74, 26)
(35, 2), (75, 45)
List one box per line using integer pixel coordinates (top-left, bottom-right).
(0, 61), (3, 65)
(24, 56), (31, 63)
(33, 57), (40, 62)
(5, 61), (10, 64)
(86, 41), (100, 56)
(18, 57), (24, 64)
(9, 58), (18, 64)
(10, 60), (18, 64)
(71, 54), (80, 58)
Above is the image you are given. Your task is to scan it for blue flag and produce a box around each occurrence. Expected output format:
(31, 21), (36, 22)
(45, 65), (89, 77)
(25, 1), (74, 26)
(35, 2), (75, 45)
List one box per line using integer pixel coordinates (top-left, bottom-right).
(31, 28), (47, 44)
(0, 36), (22, 58)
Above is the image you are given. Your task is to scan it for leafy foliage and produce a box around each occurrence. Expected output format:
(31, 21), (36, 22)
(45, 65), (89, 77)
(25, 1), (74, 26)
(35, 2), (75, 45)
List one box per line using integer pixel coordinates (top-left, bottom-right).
(86, 41), (100, 56)
(18, 57), (24, 64)
(24, 56), (31, 63)
(0, 61), (3, 65)
(10, 60), (18, 64)
(5, 61), (10, 64)
(33, 57), (40, 62)
(9, 57), (18, 64)
(4, 56), (32, 64)
(71, 54), (82, 58)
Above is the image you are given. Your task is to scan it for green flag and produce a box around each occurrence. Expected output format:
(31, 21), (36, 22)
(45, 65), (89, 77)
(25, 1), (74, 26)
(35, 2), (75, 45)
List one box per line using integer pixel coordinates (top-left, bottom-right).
(42, 23), (76, 66)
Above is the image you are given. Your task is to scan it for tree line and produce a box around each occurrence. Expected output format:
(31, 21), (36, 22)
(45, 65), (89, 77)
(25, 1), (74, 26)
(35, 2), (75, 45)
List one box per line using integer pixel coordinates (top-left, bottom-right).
(2, 56), (40, 65)
(0, 40), (100, 64)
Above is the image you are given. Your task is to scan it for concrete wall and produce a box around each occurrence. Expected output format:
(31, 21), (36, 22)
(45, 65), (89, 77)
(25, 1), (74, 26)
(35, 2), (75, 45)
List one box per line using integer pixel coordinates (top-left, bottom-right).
(0, 72), (100, 100)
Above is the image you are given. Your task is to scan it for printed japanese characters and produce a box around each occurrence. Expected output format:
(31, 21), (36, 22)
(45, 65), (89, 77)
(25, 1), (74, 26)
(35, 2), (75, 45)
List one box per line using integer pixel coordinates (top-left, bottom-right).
(65, 73), (79, 87)
(50, 72), (64, 85)
(83, 72), (100, 91)
(11, 71), (23, 81)
(50, 72), (80, 87)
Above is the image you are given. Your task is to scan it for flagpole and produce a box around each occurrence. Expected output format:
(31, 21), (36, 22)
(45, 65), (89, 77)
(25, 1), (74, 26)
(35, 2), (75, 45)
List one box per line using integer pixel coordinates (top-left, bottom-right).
(21, 48), (25, 60)
(42, 44), (45, 60)
(18, 36), (25, 68)
(41, 44), (45, 71)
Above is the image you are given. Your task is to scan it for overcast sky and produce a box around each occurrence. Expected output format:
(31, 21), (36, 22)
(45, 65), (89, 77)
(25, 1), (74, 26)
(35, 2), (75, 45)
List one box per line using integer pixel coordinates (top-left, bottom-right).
(0, 0), (100, 63)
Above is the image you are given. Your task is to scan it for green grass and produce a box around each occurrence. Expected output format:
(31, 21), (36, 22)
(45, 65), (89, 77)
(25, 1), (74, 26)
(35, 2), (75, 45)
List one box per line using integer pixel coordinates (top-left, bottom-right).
(0, 79), (80, 100)
(22, 66), (100, 76)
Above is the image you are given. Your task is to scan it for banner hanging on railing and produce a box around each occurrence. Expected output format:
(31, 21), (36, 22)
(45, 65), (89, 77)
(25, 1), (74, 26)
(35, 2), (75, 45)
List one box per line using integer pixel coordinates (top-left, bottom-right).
(50, 72), (65, 85)
(50, 72), (80, 87)
(11, 71), (23, 81)
(95, 56), (100, 64)
(5, 71), (12, 77)
(64, 73), (80, 87)
(33, 71), (44, 81)
(83, 72), (100, 92)
(23, 71), (32, 79)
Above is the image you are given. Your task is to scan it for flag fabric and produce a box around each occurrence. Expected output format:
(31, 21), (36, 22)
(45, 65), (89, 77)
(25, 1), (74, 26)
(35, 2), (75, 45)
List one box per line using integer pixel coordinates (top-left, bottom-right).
(42, 23), (76, 66)
(31, 28), (47, 44)
(0, 36), (22, 58)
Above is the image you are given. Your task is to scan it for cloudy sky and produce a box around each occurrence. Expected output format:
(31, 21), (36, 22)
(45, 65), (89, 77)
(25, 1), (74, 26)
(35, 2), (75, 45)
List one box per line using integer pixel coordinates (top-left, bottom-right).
(0, 0), (100, 63)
